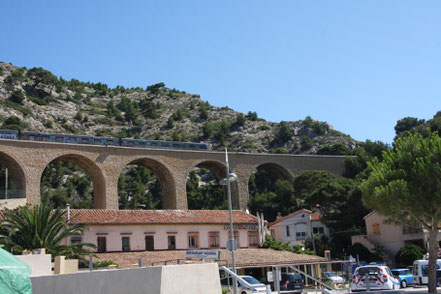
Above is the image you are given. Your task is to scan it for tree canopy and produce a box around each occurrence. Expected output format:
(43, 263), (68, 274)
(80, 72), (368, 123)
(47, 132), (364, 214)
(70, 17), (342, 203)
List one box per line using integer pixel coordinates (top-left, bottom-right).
(361, 131), (441, 293)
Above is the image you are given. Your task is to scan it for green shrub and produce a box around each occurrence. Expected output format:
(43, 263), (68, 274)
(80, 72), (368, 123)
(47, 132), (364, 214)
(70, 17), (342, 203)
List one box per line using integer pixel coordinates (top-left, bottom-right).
(234, 113), (246, 127)
(246, 111), (258, 121)
(395, 244), (426, 267)
(9, 89), (26, 104)
(276, 121), (293, 142)
(317, 143), (351, 155)
(258, 125), (270, 131)
(167, 116), (174, 128)
(1, 116), (28, 130)
(272, 147), (288, 154)
(0, 100), (31, 116)
(44, 120), (53, 129)
(300, 135), (313, 151)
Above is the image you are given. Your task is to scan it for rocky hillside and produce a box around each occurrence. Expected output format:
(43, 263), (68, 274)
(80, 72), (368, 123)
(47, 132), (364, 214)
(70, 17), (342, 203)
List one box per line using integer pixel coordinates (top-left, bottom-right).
(0, 62), (357, 154)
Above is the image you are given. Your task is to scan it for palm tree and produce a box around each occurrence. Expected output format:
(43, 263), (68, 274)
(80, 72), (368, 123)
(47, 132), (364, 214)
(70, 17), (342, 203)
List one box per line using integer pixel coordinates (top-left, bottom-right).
(0, 201), (95, 260)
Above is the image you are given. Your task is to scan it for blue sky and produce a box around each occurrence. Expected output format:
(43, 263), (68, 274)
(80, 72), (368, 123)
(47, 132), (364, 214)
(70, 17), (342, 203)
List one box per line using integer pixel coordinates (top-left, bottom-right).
(1, 0), (440, 144)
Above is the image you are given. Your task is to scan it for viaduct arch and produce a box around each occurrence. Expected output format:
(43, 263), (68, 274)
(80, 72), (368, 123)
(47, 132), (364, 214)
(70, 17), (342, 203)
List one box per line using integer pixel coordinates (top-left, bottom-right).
(0, 139), (346, 210)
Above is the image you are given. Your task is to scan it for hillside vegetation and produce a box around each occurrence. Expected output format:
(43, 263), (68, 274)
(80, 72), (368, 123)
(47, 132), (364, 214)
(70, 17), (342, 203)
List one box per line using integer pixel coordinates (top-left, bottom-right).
(0, 62), (357, 154)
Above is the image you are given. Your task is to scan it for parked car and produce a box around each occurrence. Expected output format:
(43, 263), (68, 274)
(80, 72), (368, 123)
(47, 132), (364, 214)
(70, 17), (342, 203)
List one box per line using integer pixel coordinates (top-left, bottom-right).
(323, 272), (345, 284)
(279, 272), (304, 293)
(220, 275), (267, 294)
(351, 265), (399, 292)
(391, 268), (413, 288)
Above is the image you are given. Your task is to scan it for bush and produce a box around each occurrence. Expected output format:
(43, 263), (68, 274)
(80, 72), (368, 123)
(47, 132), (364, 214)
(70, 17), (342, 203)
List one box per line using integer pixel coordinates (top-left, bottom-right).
(9, 89), (26, 104)
(272, 147), (288, 154)
(1, 116), (28, 130)
(276, 121), (293, 142)
(246, 111), (258, 121)
(317, 143), (351, 155)
(395, 244), (426, 267)
(258, 125), (270, 131)
(234, 113), (246, 127)
(300, 135), (313, 151)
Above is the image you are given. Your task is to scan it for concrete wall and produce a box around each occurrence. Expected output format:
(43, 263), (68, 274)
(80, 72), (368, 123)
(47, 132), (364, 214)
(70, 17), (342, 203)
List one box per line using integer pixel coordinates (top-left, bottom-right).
(16, 254), (52, 277)
(72, 223), (256, 252)
(31, 263), (222, 294)
(0, 198), (26, 209)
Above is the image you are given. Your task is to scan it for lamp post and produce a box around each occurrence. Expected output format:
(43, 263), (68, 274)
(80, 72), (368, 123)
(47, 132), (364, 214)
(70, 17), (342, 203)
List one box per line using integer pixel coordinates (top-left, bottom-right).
(220, 149), (238, 294)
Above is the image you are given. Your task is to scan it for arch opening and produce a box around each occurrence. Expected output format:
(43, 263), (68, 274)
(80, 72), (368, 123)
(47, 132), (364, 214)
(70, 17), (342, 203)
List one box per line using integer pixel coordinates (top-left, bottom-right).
(247, 163), (294, 222)
(186, 161), (239, 210)
(0, 151), (26, 200)
(40, 154), (105, 209)
(118, 158), (175, 209)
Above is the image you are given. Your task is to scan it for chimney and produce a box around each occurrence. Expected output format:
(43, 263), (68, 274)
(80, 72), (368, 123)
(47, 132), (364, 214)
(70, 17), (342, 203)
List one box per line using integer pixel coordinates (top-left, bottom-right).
(276, 212), (282, 220)
(66, 204), (70, 221)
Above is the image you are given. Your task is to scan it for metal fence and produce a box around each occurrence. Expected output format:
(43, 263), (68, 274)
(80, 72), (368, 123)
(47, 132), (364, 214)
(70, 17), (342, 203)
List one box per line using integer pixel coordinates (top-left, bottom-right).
(0, 189), (25, 199)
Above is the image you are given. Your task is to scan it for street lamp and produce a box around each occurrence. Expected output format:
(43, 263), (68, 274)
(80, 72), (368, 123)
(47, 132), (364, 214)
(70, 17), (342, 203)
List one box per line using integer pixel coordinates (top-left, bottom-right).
(220, 149), (238, 294)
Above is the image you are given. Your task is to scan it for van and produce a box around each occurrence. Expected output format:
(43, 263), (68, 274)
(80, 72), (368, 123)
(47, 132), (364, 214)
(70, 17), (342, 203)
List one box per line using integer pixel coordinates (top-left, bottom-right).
(412, 259), (441, 285)
(351, 265), (399, 292)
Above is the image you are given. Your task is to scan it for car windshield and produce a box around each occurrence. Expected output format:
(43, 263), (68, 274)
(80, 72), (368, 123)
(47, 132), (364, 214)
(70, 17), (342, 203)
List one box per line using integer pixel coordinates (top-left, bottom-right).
(242, 276), (262, 285)
(286, 274), (302, 281)
(358, 267), (381, 276)
(326, 272), (337, 277)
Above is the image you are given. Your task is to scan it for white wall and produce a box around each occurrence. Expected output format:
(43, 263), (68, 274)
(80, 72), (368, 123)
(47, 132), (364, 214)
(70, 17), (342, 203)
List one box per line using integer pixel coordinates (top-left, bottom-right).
(71, 223), (255, 252)
(31, 263), (222, 294)
(16, 254), (52, 277)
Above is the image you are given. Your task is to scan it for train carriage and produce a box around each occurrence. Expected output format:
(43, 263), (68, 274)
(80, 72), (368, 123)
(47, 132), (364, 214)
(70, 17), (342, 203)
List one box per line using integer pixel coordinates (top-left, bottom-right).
(0, 129), (210, 151)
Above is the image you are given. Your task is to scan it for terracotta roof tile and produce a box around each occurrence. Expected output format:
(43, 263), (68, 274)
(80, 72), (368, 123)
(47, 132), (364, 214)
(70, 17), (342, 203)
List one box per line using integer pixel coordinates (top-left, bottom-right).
(69, 209), (258, 225)
(94, 249), (328, 269)
(269, 209), (314, 227)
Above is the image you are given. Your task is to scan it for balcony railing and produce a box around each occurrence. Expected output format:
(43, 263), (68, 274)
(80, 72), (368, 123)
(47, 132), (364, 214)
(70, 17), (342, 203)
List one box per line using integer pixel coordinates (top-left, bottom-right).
(0, 190), (26, 199)
(403, 225), (423, 235)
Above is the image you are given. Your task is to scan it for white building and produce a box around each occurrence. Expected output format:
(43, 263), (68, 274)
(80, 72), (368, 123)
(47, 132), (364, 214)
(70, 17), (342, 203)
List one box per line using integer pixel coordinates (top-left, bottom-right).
(268, 209), (330, 248)
(66, 209), (260, 252)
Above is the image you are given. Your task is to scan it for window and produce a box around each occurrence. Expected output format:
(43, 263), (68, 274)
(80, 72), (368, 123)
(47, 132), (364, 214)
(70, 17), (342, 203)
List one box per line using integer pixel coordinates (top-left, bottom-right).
(373, 223), (381, 235)
(286, 225), (291, 237)
(168, 235), (176, 250)
(188, 233), (199, 249)
(271, 229), (275, 238)
(145, 235), (154, 251)
(122, 237), (130, 252)
(296, 224), (306, 240)
(209, 232), (220, 248)
(248, 231), (259, 248)
(97, 237), (107, 253)
(313, 227), (325, 235)
(71, 236), (82, 244)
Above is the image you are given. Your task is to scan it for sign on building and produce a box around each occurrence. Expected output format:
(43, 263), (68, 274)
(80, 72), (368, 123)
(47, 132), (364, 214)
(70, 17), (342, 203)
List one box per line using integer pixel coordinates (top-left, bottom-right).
(185, 250), (221, 260)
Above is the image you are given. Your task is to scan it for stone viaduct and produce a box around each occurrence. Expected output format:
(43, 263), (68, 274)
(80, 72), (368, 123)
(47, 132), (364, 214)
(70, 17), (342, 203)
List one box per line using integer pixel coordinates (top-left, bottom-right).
(0, 139), (346, 210)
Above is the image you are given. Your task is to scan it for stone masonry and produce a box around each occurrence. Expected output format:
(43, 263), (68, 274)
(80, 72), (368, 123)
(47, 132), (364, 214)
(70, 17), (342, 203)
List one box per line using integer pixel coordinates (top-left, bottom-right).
(0, 139), (345, 210)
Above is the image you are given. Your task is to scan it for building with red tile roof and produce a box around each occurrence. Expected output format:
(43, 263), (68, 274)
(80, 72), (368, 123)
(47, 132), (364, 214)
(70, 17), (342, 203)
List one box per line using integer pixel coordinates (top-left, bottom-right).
(268, 209), (329, 248)
(65, 209), (261, 253)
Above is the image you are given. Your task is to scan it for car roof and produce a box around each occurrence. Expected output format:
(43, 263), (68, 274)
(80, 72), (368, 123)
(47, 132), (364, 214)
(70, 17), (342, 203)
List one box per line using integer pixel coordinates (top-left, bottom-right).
(391, 269), (409, 271)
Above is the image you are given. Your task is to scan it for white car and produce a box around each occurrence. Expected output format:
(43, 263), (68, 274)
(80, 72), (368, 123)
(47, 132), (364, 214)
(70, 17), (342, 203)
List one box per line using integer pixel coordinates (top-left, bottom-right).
(220, 275), (267, 294)
(324, 272), (345, 284)
(351, 265), (399, 292)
